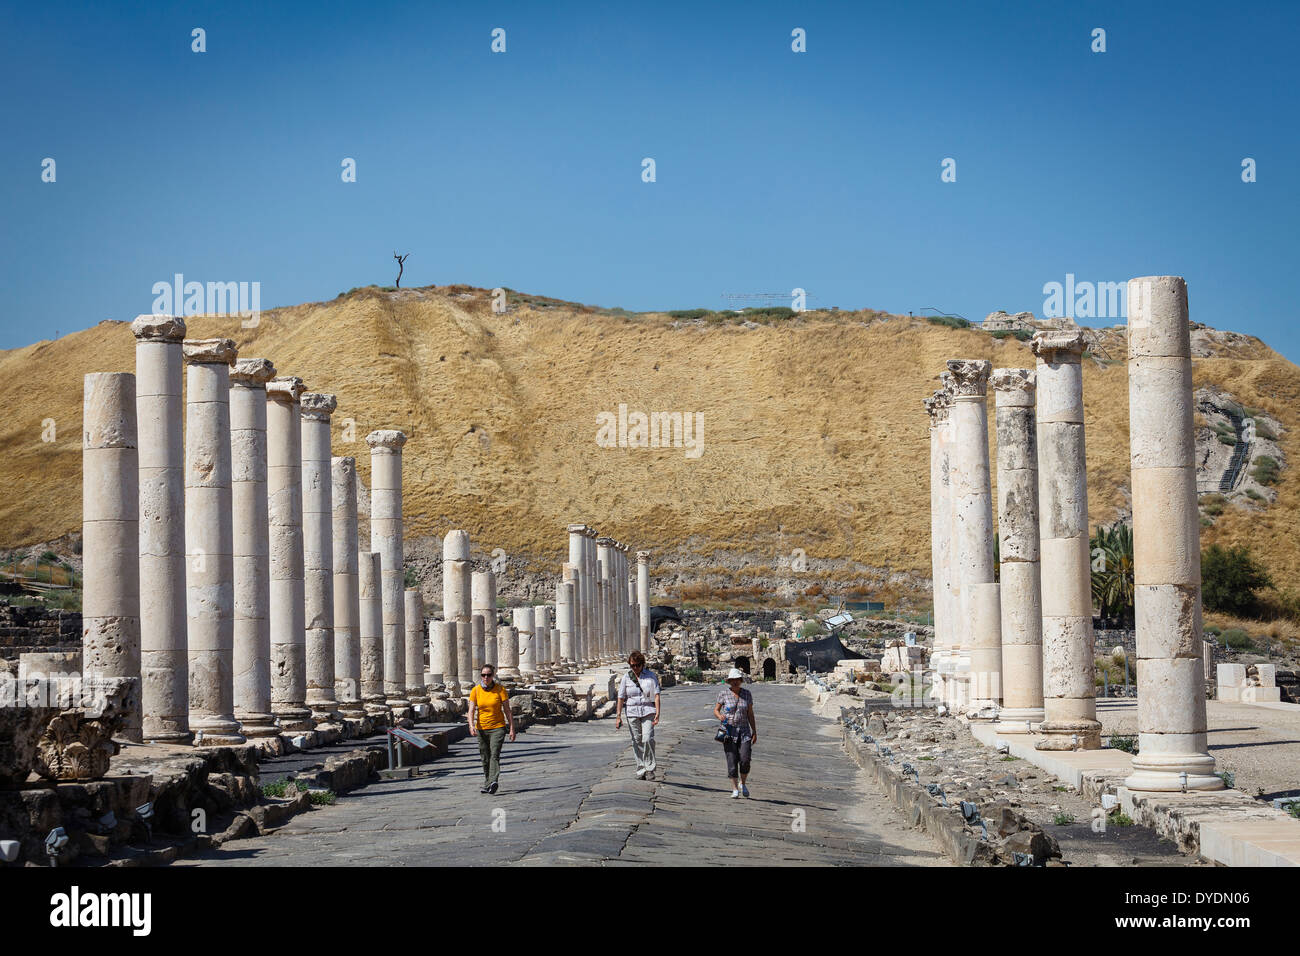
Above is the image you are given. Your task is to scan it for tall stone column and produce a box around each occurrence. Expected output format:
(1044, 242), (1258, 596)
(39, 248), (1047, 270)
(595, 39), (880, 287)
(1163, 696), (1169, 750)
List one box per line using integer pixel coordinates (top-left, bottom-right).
(183, 339), (244, 745)
(82, 372), (142, 741)
(992, 369), (1046, 733)
(133, 315), (189, 743)
(473, 570), (497, 668)
(367, 430), (408, 712)
(515, 607), (536, 678)
(947, 360), (1000, 716)
(1124, 276), (1222, 790)
(429, 619), (454, 689)
(405, 589), (428, 705)
(1032, 331), (1101, 750)
(567, 525), (587, 665)
(938, 374), (963, 708)
(267, 376), (312, 732)
(924, 390), (952, 708)
(636, 551), (651, 654)
(558, 573), (575, 666)
(596, 537), (613, 660)
(497, 624), (520, 679)
(331, 457), (365, 718)
(358, 551), (387, 716)
(301, 393), (340, 727)
(229, 358), (278, 738)
(455, 619), (473, 691)
(583, 527), (598, 662)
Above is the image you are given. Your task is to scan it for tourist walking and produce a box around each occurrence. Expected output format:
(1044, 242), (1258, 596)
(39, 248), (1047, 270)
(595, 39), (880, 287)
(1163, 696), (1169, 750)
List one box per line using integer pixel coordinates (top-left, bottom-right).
(714, 668), (757, 798)
(615, 650), (662, 779)
(468, 664), (515, 794)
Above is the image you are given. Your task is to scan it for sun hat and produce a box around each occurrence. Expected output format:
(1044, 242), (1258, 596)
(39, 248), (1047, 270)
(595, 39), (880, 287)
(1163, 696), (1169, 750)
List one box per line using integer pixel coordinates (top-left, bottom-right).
(726, 668), (744, 680)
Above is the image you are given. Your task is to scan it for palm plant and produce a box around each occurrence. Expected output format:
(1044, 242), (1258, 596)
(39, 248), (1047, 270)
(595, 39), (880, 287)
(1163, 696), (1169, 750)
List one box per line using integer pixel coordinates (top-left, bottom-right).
(1090, 523), (1134, 624)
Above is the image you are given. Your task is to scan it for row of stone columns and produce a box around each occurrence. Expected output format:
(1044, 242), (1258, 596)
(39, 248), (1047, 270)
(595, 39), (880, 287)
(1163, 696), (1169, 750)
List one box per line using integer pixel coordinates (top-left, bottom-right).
(924, 276), (1221, 792)
(82, 316), (426, 748)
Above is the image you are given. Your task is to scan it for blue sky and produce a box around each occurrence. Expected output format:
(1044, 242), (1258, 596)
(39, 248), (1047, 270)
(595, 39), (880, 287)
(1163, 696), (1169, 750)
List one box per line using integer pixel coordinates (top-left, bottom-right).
(2, 1), (1297, 358)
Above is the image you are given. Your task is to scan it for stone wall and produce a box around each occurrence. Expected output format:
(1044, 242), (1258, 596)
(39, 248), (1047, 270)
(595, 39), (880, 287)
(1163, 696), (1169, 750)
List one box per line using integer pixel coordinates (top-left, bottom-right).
(0, 601), (81, 663)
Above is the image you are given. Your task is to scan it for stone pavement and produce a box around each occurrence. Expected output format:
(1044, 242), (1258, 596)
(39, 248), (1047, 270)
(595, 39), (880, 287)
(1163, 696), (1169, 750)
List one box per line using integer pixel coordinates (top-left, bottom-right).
(178, 684), (949, 866)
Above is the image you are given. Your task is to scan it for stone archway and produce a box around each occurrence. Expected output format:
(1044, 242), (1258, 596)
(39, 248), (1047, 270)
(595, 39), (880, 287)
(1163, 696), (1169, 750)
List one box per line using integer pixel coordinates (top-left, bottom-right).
(763, 658), (777, 680)
(734, 656), (750, 674)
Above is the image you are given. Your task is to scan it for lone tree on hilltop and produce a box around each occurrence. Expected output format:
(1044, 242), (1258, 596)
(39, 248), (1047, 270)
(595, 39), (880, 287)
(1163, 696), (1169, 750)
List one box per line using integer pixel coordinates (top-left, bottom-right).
(393, 251), (410, 288)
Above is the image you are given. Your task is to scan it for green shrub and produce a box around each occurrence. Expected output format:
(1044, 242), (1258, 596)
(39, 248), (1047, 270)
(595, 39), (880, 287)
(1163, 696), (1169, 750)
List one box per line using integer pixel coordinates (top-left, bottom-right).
(681, 667), (703, 682)
(926, 315), (970, 329)
(667, 309), (710, 320)
(261, 779), (291, 798)
(1216, 770), (1236, 789)
(1254, 422), (1277, 441)
(1202, 544), (1273, 614)
(1108, 735), (1138, 754)
(1245, 488), (1264, 501)
(1202, 494), (1227, 516)
(1052, 813), (1076, 826)
(307, 790), (337, 806)
(1252, 456), (1280, 486)
(1220, 628), (1254, 651)
(1111, 812), (1135, 827)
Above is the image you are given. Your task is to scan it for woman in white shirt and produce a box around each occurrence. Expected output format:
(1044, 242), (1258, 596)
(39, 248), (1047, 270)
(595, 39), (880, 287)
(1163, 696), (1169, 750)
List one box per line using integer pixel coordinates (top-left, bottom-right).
(615, 650), (662, 780)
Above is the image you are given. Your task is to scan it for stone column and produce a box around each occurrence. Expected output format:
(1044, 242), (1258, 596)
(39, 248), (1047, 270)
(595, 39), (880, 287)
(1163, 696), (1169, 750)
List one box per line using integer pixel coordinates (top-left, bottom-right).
(534, 605), (551, 669)
(133, 315), (189, 743)
(471, 614), (486, 676)
(301, 393), (340, 727)
(515, 607), (536, 679)
(596, 537), (613, 660)
(1124, 276), (1222, 790)
(456, 619), (473, 690)
(924, 390), (951, 707)
(637, 551), (651, 654)
(229, 358), (278, 738)
(267, 376), (312, 732)
(1032, 331), (1101, 750)
(938, 374), (963, 708)
(558, 574), (575, 666)
(358, 551), (387, 716)
(331, 457), (365, 718)
(947, 360), (1000, 716)
(82, 372), (142, 741)
(183, 339), (244, 745)
(497, 624), (520, 679)
(473, 569), (497, 669)
(567, 525), (587, 665)
(404, 589), (428, 705)
(367, 430), (408, 712)
(583, 527), (598, 662)
(992, 369), (1046, 733)
(429, 619), (454, 690)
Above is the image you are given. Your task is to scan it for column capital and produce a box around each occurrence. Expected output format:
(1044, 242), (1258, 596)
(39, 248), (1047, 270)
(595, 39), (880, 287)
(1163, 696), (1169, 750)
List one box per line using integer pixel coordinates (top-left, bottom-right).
(636, 550), (650, 563)
(131, 314), (186, 342)
(991, 368), (1036, 405)
(566, 523), (587, 535)
(365, 428), (407, 451)
(301, 392), (337, 420)
(1031, 329), (1086, 361)
(596, 536), (615, 548)
(944, 359), (991, 398)
(182, 338), (237, 365)
(924, 389), (952, 425)
(230, 357), (276, 387)
(267, 376), (306, 403)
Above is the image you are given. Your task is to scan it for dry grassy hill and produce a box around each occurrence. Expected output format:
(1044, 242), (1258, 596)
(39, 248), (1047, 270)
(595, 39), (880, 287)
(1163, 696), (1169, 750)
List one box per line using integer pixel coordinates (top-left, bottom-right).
(2, 285), (1298, 613)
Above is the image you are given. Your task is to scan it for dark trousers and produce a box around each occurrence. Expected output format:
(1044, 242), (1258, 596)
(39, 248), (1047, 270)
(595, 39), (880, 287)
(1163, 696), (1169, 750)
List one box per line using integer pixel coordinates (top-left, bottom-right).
(478, 726), (507, 785)
(723, 734), (752, 778)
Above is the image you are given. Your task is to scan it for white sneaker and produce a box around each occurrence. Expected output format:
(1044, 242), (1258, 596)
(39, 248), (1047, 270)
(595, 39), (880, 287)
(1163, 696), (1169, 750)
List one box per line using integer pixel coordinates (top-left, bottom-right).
(731, 789), (741, 798)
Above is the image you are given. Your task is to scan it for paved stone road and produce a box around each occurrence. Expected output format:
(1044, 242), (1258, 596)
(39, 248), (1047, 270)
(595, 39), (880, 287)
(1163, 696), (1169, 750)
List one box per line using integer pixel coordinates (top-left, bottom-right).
(180, 684), (948, 866)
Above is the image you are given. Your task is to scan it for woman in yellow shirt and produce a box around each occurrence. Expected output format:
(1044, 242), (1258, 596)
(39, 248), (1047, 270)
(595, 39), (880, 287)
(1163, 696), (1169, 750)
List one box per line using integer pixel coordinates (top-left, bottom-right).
(468, 664), (516, 794)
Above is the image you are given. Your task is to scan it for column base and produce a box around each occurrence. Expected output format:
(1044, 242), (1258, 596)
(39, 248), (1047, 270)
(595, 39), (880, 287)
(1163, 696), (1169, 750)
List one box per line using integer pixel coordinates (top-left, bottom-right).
(497, 669), (520, 679)
(307, 698), (342, 725)
(1125, 751), (1224, 792)
(994, 707), (1044, 734)
(190, 713), (246, 745)
(273, 705), (314, 733)
(339, 701), (368, 719)
(1035, 719), (1102, 751)
(143, 728), (194, 746)
(234, 711), (280, 738)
